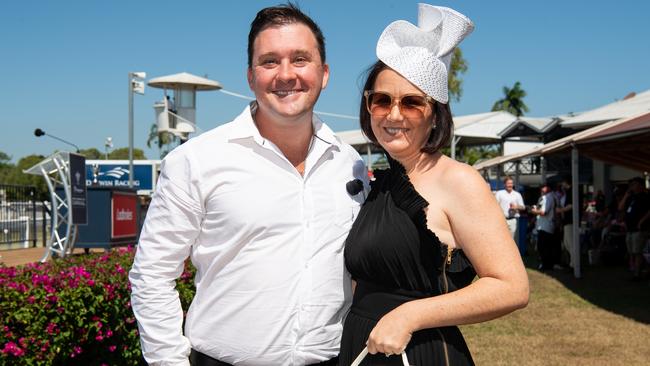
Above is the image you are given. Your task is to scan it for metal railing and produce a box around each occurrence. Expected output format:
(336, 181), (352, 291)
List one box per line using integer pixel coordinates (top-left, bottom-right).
(0, 185), (48, 250)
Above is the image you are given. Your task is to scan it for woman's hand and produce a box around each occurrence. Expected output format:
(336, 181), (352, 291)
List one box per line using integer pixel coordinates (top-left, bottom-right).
(366, 306), (414, 356)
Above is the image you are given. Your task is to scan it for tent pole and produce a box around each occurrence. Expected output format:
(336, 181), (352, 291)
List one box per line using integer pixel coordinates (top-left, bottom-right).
(571, 146), (581, 278)
(451, 134), (458, 160)
(515, 161), (520, 187)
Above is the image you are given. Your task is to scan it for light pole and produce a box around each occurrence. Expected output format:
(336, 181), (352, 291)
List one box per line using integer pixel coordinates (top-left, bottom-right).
(104, 137), (113, 160)
(128, 72), (146, 188)
(34, 128), (81, 153)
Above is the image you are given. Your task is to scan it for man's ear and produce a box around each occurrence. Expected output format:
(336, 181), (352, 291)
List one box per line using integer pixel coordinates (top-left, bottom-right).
(321, 63), (330, 90)
(247, 68), (254, 89)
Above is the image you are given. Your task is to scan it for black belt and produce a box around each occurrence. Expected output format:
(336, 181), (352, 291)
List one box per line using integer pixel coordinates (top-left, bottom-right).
(190, 349), (339, 366)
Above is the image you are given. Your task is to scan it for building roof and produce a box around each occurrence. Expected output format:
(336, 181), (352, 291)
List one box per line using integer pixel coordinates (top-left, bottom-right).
(453, 111), (518, 144)
(337, 129), (371, 146)
(453, 111), (510, 128)
(474, 111), (650, 172)
(560, 89), (650, 128)
(498, 116), (557, 137)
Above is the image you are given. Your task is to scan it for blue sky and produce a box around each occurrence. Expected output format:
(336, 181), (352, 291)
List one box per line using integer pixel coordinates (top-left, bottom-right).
(1, 0), (649, 162)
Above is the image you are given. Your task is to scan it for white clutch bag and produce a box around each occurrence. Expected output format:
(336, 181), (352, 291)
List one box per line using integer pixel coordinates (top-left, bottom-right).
(350, 346), (410, 366)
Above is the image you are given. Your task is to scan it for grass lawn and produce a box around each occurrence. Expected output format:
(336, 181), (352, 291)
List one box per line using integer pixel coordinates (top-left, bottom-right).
(461, 257), (650, 365)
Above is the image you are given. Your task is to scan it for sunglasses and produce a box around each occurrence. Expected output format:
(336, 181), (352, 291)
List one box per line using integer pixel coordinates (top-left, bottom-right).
(364, 90), (435, 118)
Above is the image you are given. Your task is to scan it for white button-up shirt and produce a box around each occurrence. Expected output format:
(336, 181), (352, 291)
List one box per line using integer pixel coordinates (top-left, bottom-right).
(129, 104), (367, 366)
(535, 193), (556, 234)
(495, 189), (524, 219)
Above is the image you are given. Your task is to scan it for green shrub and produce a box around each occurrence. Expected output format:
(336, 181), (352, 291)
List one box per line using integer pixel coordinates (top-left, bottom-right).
(0, 247), (196, 365)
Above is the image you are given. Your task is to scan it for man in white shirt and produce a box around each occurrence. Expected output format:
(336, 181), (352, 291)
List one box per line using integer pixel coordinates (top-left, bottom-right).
(129, 4), (367, 366)
(495, 176), (525, 239)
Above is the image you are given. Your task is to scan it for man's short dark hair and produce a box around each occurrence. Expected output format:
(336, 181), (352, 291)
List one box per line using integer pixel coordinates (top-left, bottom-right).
(359, 60), (454, 154)
(503, 176), (514, 184)
(248, 2), (326, 68)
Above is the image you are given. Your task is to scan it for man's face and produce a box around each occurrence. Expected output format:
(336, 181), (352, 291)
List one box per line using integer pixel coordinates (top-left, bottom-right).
(247, 23), (329, 124)
(505, 179), (514, 192)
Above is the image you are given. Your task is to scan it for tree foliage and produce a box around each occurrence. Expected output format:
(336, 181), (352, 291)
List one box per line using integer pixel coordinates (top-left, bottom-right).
(448, 48), (469, 103)
(491, 81), (529, 117)
(0, 154), (49, 200)
(107, 148), (146, 160)
(78, 148), (103, 160)
(459, 145), (500, 166)
(0, 151), (11, 165)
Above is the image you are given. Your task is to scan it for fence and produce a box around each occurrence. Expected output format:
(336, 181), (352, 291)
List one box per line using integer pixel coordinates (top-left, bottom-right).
(0, 184), (48, 250)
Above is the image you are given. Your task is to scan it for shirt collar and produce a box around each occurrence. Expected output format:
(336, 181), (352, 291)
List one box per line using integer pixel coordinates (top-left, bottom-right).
(227, 101), (342, 148)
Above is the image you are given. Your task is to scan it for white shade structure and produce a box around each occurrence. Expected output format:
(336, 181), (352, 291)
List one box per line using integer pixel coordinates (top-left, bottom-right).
(148, 72), (222, 91)
(148, 72), (222, 141)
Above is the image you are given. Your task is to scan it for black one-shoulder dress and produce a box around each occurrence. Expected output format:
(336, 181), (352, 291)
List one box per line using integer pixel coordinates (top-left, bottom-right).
(339, 158), (477, 366)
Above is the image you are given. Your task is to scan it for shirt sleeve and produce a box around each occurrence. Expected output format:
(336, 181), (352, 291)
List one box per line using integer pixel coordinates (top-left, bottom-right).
(129, 149), (204, 366)
(543, 195), (554, 215)
(539, 196), (547, 215)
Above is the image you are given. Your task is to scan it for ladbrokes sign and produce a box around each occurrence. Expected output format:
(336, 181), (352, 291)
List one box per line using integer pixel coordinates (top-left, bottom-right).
(111, 192), (137, 239)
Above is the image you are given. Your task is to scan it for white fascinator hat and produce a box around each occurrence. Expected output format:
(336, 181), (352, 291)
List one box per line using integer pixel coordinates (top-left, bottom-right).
(376, 3), (474, 104)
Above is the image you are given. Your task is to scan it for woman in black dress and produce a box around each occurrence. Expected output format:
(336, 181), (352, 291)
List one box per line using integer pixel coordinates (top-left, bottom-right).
(339, 4), (529, 365)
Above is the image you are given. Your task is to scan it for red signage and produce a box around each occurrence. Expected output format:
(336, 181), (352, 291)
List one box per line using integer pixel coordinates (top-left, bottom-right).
(111, 192), (137, 239)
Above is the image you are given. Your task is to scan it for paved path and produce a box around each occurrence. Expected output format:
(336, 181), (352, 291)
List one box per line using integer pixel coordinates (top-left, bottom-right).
(0, 247), (105, 267)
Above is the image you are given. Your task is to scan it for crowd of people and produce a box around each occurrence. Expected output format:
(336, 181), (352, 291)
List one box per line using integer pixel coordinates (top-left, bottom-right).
(498, 175), (650, 282)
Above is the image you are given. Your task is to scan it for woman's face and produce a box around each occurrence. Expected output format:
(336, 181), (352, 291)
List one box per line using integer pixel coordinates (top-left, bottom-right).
(369, 68), (435, 160)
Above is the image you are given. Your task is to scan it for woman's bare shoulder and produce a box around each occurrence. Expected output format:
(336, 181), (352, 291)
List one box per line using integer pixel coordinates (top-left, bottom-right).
(434, 156), (489, 193)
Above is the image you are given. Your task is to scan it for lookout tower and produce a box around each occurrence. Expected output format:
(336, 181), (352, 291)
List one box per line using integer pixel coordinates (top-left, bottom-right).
(148, 72), (222, 142)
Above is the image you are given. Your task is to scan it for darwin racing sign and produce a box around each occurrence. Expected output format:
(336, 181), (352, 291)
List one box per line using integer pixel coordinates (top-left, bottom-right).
(85, 160), (159, 193)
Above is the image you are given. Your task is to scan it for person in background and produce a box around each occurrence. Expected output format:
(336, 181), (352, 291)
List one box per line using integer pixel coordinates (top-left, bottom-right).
(532, 184), (557, 271)
(495, 176), (526, 240)
(166, 95), (177, 114)
(129, 4), (367, 365)
(618, 176), (650, 281)
(339, 4), (529, 365)
(556, 178), (574, 268)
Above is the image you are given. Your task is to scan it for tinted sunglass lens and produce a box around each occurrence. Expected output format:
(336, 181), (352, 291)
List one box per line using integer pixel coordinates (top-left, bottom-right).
(402, 96), (427, 109)
(369, 93), (392, 114)
(371, 93), (392, 107)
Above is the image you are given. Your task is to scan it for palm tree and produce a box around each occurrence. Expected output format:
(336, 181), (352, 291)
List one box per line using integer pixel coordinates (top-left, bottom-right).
(147, 123), (178, 158)
(491, 81), (529, 117)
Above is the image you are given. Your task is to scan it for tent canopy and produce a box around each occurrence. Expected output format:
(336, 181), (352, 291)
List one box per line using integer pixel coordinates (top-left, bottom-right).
(474, 111), (650, 172)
